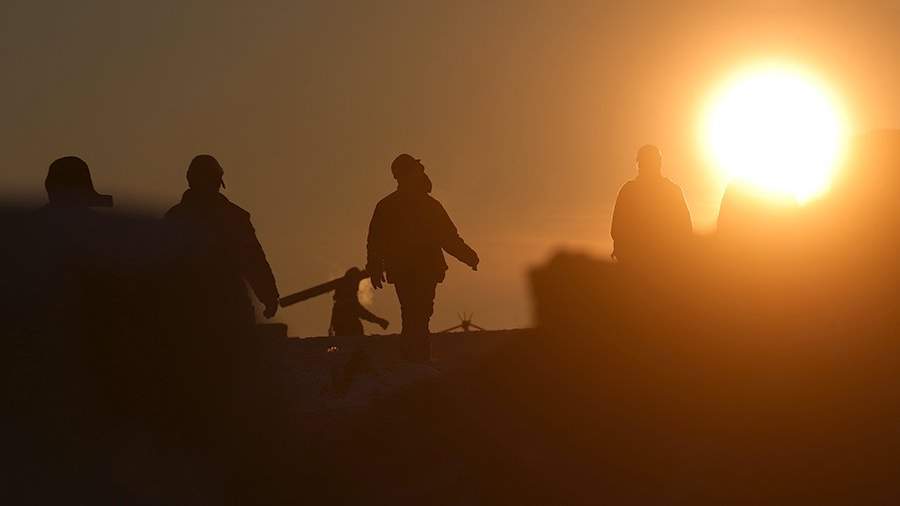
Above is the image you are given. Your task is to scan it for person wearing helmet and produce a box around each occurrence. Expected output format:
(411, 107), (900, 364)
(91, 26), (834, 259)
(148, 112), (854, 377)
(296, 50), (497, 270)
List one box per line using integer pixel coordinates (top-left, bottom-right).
(366, 153), (479, 362)
(32, 155), (116, 331)
(610, 145), (693, 265)
(33, 156), (116, 261)
(44, 156), (113, 209)
(329, 267), (389, 337)
(164, 154), (280, 330)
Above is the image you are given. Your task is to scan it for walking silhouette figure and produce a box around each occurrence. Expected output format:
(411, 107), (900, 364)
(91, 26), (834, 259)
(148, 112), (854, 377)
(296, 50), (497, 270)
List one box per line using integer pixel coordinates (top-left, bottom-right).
(158, 155), (296, 501)
(164, 154), (280, 331)
(366, 153), (479, 361)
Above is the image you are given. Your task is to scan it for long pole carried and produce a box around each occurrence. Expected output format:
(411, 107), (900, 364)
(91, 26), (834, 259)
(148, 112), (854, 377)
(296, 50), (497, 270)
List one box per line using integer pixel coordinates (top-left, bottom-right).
(279, 269), (369, 308)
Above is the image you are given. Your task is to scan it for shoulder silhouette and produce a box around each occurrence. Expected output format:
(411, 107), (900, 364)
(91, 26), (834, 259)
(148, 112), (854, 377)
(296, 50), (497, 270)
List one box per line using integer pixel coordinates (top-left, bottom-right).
(716, 182), (797, 247)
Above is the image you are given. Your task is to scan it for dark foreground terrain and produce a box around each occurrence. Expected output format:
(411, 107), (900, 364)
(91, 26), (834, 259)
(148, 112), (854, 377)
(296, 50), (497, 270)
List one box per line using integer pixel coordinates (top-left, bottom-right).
(12, 319), (900, 504)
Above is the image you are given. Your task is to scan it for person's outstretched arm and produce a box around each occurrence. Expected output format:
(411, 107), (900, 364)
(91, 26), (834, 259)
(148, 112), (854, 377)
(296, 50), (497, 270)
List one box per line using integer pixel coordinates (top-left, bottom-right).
(610, 184), (632, 260)
(356, 302), (389, 329)
(611, 185), (631, 241)
(434, 201), (479, 270)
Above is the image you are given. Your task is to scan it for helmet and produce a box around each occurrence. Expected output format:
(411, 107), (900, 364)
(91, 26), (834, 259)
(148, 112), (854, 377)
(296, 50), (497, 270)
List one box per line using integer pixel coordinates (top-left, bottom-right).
(390, 153), (422, 180)
(187, 154), (225, 189)
(45, 156), (113, 207)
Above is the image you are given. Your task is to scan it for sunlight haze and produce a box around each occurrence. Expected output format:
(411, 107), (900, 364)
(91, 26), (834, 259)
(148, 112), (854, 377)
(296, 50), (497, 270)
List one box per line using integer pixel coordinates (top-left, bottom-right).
(702, 63), (849, 203)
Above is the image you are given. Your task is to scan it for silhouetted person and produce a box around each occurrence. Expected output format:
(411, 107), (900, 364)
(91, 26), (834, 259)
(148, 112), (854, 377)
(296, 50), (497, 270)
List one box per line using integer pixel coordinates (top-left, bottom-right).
(161, 155), (283, 488)
(610, 145), (692, 264)
(15, 157), (155, 501)
(31, 156), (119, 342)
(366, 153), (479, 361)
(330, 267), (389, 336)
(31, 156), (117, 278)
(30, 156), (118, 368)
(716, 182), (797, 245)
(43, 156), (114, 209)
(164, 155), (280, 331)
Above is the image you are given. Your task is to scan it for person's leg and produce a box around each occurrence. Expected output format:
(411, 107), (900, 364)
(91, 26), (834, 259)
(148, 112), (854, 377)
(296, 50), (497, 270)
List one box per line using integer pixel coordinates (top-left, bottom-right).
(394, 280), (417, 360)
(416, 279), (438, 361)
(420, 279), (437, 333)
(394, 277), (437, 362)
(400, 277), (436, 362)
(394, 281), (414, 336)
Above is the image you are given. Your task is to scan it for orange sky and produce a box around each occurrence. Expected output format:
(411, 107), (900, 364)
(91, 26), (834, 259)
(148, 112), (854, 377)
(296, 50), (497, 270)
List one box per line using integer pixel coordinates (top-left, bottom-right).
(1, 2), (898, 336)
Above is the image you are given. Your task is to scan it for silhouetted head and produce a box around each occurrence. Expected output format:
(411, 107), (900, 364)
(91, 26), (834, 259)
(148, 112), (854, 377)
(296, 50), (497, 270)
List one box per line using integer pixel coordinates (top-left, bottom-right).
(186, 154), (225, 193)
(45, 156), (113, 207)
(636, 145), (662, 177)
(344, 267), (365, 281)
(391, 153), (425, 180)
(335, 267), (365, 300)
(392, 153), (432, 193)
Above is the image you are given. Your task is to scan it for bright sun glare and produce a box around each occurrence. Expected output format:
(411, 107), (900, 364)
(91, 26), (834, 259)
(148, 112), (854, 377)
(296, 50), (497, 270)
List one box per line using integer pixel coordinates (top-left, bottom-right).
(703, 64), (848, 203)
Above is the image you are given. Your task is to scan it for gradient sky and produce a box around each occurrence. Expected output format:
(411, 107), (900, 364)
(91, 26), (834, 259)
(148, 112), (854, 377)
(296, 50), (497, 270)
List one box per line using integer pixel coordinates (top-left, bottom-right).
(3, 1), (900, 336)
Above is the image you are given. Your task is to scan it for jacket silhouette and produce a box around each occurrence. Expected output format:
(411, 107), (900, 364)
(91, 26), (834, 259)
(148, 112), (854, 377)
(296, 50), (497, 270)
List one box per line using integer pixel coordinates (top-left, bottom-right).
(366, 154), (478, 359)
(611, 145), (692, 263)
(164, 155), (279, 329)
(32, 156), (117, 268)
(329, 268), (388, 337)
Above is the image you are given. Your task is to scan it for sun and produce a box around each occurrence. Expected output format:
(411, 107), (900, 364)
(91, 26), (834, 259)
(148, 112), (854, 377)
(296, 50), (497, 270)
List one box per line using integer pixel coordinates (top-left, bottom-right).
(702, 63), (848, 203)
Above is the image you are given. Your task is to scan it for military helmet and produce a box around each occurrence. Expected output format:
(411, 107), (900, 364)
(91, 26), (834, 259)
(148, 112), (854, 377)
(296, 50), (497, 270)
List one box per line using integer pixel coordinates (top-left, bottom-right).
(187, 154), (226, 189)
(390, 153), (422, 180)
(45, 156), (113, 207)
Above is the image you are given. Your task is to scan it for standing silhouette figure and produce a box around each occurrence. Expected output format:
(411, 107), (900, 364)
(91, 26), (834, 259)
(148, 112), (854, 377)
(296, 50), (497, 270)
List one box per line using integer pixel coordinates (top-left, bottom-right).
(716, 182), (797, 244)
(31, 156), (118, 354)
(329, 267), (389, 337)
(611, 145), (693, 264)
(366, 153), (478, 362)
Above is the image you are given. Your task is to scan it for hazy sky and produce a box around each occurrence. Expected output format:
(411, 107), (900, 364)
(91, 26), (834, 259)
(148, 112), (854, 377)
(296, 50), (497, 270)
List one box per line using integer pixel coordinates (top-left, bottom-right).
(3, 1), (900, 336)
